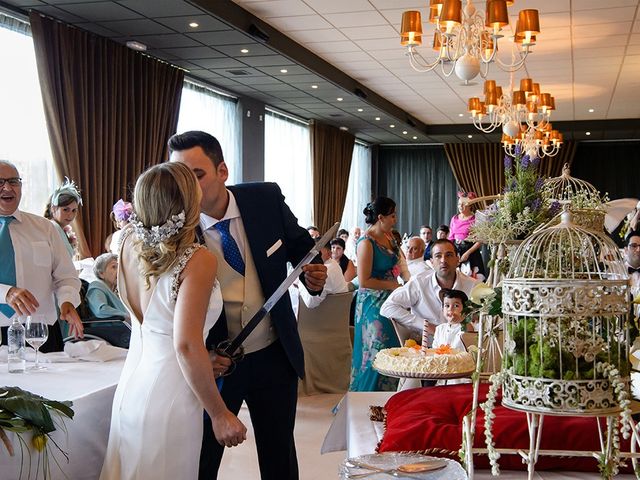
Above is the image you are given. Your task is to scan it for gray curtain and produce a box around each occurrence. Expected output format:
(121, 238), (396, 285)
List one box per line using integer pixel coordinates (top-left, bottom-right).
(377, 145), (459, 237)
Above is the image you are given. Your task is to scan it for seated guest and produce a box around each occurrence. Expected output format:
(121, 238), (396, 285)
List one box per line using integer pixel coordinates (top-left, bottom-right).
(419, 225), (433, 260)
(436, 224), (450, 240)
(338, 228), (349, 243)
(299, 240), (349, 309)
(307, 225), (320, 239)
(330, 237), (357, 282)
(380, 239), (478, 347)
(345, 226), (361, 266)
(86, 253), (128, 320)
(405, 236), (432, 278)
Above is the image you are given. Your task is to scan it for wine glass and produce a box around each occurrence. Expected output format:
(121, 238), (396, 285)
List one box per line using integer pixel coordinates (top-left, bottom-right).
(25, 315), (48, 371)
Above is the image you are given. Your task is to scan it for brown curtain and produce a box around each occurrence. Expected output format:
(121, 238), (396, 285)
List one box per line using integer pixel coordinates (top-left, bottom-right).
(444, 141), (576, 197)
(311, 122), (355, 233)
(30, 13), (184, 258)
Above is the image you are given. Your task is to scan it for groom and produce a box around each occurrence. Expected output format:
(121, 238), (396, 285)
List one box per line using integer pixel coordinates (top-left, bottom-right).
(169, 131), (327, 480)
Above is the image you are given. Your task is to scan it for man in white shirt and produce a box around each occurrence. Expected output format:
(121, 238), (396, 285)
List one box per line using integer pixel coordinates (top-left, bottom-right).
(380, 239), (478, 344)
(405, 236), (432, 278)
(625, 231), (640, 293)
(0, 160), (82, 351)
(299, 240), (349, 309)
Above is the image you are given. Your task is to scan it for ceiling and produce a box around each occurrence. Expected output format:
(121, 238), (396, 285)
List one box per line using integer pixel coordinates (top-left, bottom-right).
(2, 0), (640, 144)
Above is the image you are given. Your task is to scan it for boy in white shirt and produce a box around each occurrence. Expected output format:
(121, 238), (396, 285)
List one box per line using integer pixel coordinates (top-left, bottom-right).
(432, 289), (471, 351)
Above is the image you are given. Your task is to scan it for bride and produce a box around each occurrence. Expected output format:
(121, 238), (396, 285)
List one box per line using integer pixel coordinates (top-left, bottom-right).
(100, 162), (246, 479)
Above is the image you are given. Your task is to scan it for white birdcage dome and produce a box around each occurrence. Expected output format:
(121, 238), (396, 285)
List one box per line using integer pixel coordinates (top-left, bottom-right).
(501, 209), (631, 415)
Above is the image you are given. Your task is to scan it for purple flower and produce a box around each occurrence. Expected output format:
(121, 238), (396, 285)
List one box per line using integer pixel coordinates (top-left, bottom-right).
(504, 155), (512, 170)
(521, 154), (530, 168)
(535, 177), (544, 190)
(530, 198), (542, 212)
(549, 200), (561, 215)
(514, 144), (522, 156)
(530, 155), (540, 167)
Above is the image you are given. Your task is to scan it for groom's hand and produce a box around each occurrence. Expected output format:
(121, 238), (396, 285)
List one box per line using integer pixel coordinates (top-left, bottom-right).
(209, 350), (232, 378)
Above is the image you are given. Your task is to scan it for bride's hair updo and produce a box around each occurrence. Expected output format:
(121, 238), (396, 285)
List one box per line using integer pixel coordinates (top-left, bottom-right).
(363, 196), (396, 225)
(132, 162), (201, 288)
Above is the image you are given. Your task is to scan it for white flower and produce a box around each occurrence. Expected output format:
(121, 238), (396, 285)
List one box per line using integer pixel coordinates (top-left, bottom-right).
(470, 282), (496, 304)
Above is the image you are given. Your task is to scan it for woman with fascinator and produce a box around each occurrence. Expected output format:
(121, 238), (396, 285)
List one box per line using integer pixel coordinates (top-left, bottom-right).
(44, 178), (82, 258)
(108, 199), (133, 254)
(100, 162), (245, 480)
(349, 197), (402, 392)
(448, 191), (486, 280)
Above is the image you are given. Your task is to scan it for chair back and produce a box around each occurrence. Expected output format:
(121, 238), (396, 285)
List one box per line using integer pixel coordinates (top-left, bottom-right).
(297, 291), (354, 395)
(390, 318), (423, 391)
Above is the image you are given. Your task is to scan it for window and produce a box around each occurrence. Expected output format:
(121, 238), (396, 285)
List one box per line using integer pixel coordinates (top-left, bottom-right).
(341, 142), (372, 231)
(0, 14), (57, 215)
(264, 109), (312, 228)
(176, 80), (242, 185)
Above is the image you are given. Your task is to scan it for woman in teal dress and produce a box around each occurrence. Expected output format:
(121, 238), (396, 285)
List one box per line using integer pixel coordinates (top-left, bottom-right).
(350, 197), (401, 391)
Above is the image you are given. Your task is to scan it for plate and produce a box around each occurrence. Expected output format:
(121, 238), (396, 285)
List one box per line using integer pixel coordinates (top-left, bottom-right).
(374, 367), (475, 379)
(340, 452), (467, 479)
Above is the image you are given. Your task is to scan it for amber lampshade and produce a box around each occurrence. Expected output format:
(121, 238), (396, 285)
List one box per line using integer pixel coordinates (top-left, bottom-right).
(527, 101), (537, 114)
(486, 0), (509, 30)
(501, 133), (514, 145)
(485, 91), (498, 108)
(550, 97), (556, 110)
(506, 0), (514, 5)
(496, 86), (503, 98)
(532, 83), (541, 97)
(401, 11), (423, 46)
(512, 90), (526, 106)
(540, 93), (552, 109)
(440, 0), (462, 30)
(468, 97), (481, 114)
(484, 79), (497, 93)
(518, 9), (540, 35)
(520, 78), (533, 93)
(432, 31), (442, 50)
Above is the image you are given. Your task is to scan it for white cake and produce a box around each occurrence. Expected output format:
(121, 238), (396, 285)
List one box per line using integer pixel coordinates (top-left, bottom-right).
(373, 346), (475, 376)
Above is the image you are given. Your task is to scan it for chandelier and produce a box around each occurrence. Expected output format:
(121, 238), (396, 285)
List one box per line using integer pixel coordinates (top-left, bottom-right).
(467, 77), (563, 159)
(400, 0), (540, 84)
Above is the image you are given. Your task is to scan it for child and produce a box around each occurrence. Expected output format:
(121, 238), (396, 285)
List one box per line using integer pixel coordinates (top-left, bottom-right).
(433, 289), (471, 351)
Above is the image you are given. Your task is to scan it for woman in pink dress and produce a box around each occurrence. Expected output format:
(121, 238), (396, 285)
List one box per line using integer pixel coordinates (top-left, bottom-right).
(448, 192), (486, 280)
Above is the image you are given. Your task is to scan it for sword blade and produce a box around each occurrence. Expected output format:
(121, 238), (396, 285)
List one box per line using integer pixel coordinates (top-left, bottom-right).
(223, 222), (340, 356)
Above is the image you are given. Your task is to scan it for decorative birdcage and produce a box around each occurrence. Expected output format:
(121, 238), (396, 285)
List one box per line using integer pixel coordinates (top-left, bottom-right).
(501, 209), (631, 415)
(543, 163), (606, 232)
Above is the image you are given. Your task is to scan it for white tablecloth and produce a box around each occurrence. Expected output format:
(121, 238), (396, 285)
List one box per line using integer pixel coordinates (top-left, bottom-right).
(0, 359), (124, 480)
(322, 391), (637, 480)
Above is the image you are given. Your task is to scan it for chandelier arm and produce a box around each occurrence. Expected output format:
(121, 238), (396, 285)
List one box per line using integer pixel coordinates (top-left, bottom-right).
(494, 47), (530, 73)
(440, 60), (458, 78)
(406, 48), (441, 72)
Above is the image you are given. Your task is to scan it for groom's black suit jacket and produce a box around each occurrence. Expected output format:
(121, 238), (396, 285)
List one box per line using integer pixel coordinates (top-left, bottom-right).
(204, 182), (315, 379)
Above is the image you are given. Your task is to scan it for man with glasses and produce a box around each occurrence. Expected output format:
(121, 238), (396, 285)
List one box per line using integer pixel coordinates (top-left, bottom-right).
(625, 232), (640, 292)
(380, 239), (478, 346)
(0, 160), (83, 350)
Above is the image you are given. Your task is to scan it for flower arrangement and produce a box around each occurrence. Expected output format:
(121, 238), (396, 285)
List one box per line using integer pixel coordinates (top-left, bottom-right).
(0, 387), (74, 478)
(469, 149), (557, 244)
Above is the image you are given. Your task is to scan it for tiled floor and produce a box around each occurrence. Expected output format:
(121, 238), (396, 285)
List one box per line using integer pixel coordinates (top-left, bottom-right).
(218, 393), (346, 479)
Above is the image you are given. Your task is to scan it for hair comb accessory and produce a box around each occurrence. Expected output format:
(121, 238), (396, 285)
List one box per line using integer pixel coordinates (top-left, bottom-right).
(130, 210), (186, 248)
(457, 191), (477, 200)
(112, 199), (133, 222)
(52, 177), (83, 206)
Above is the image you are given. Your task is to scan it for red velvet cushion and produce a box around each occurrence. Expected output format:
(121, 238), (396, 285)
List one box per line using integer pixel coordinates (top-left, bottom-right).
(378, 384), (632, 472)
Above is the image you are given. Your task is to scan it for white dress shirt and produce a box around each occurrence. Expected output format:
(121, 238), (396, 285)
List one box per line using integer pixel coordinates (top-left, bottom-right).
(199, 190), (246, 262)
(433, 322), (466, 351)
(299, 258), (349, 309)
(406, 258), (432, 278)
(0, 209), (81, 326)
(380, 270), (479, 334)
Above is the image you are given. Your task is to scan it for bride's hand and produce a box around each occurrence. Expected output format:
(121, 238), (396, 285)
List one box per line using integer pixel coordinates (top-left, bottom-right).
(212, 410), (247, 448)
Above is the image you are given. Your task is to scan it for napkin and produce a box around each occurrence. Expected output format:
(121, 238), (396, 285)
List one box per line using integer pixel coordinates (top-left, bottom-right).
(64, 340), (128, 362)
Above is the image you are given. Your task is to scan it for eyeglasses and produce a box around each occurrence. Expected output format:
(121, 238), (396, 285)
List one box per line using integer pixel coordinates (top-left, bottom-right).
(0, 177), (22, 187)
(628, 243), (640, 250)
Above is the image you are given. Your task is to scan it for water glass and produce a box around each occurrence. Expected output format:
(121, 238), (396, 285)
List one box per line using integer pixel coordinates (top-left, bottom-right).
(25, 315), (48, 371)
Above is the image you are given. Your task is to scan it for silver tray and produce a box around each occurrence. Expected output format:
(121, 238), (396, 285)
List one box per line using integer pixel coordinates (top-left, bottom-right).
(340, 452), (467, 479)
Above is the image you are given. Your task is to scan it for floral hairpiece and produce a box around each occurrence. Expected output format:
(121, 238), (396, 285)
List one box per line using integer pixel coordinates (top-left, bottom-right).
(52, 177), (83, 206)
(457, 191), (477, 200)
(130, 211), (186, 247)
(112, 199), (133, 222)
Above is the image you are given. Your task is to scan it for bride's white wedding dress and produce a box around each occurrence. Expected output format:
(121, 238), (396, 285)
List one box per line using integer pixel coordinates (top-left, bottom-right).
(100, 244), (222, 480)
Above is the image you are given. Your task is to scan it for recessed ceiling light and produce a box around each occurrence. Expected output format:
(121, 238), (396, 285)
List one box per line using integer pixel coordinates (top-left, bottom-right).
(402, 131), (408, 134)
(468, 135), (473, 139)
(280, 69), (288, 73)
(375, 117), (381, 121)
(586, 131), (591, 136)
(240, 48), (249, 54)
(339, 126), (348, 131)
(412, 136), (418, 140)
(588, 108), (594, 113)
(390, 124), (395, 128)
(458, 113), (464, 117)
(337, 97), (343, 101)
(311, 85), (318, 89)
(357, 108), (363, 112)
(126, 40), (147, 51)
(189, 22), (199, 28)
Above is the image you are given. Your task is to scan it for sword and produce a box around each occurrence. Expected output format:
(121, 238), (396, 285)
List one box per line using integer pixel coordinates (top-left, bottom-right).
(215, 222), (340, 373)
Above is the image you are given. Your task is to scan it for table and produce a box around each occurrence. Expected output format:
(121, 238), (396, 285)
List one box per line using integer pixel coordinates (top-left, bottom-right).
(323, 391), (637, 480)
(0, 359), (124, 480)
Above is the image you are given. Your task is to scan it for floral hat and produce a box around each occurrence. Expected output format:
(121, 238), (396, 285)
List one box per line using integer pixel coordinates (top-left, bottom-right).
(112, 199), (133, 222)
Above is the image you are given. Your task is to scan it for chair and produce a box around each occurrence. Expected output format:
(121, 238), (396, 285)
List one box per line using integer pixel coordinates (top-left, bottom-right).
(63, 279), (131, 348)
(297, 291), (354, 396)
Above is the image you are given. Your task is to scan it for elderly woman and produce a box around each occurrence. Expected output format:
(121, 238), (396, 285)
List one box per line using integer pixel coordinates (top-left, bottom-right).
(86, 253), (128, 320)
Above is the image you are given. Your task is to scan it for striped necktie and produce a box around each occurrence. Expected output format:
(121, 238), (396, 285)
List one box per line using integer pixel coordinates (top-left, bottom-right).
(0, 216), (16, 318)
